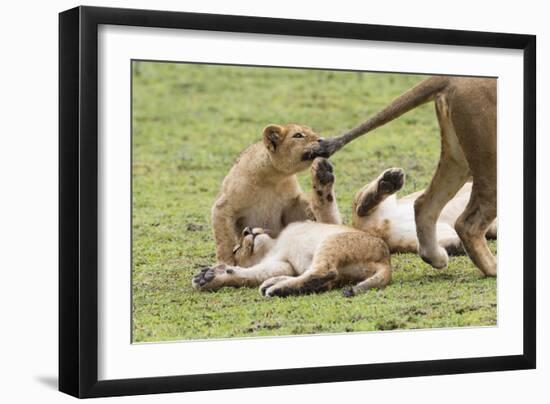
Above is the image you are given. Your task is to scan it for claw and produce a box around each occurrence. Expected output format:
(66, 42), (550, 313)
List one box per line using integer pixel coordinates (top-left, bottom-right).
(260, 284), (269, 296)
(203, 270), (215, 282)
(342, 287), (355, 298)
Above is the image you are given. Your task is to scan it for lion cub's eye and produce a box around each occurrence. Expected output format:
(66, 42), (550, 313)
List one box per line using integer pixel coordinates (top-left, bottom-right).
(292, 132), (305, 139)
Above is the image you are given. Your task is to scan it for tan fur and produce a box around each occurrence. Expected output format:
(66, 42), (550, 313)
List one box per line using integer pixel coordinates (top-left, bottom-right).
(193, 222), (391, 297)
(211, 123), (341, 264)
(352, 168), (497, 255)
(311, 76), (497, 276)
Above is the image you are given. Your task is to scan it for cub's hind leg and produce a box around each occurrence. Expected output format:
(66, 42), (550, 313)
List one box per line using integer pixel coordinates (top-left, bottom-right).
(261, 232), (391, 297)
(437, 223), (464, 256)
(342, 261), (392, 297)
(353, 168), (405, 218)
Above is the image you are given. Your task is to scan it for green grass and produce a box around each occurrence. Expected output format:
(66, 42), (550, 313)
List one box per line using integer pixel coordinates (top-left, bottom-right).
(131, 62), (497, 342)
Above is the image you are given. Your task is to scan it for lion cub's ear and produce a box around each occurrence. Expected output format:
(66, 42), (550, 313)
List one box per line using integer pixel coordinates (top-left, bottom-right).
(263, 124), (284, 152)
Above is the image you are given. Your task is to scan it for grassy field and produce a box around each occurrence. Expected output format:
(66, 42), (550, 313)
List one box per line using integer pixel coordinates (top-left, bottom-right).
(131, 62), (497, 342)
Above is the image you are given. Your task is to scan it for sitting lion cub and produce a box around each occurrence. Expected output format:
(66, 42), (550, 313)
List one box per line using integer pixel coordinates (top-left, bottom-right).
(192, 223), (391, 297)
(211, 123), (340, 265)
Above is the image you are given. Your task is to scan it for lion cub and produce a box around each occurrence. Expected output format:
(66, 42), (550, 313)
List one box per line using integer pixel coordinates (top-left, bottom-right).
(211, 123), (340, 265)
(193, 223), (391, 297)
(352, 167), (497, 255)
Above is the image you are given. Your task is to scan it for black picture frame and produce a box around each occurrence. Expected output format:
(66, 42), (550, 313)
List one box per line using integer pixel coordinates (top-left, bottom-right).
(59, 5), (536, 398)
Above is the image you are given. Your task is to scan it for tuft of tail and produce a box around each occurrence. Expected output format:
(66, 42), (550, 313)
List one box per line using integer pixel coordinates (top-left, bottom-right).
(330, 76), (450, 151)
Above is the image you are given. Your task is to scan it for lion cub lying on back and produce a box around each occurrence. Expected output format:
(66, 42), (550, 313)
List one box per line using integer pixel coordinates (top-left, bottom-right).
(352, 167), (497, 255)
(192, 223), (391, 297)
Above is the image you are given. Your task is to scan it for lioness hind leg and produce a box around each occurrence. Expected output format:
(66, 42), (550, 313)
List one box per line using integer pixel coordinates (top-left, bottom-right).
(486, 219), (497, 240)
(310, 157), (341, 224)
(414, 95), (470, 269)
(354, 168), (405, 218)
(455, 185), (497, 277)
(262, 232), (390, 297)
(449, 82), (497, 276)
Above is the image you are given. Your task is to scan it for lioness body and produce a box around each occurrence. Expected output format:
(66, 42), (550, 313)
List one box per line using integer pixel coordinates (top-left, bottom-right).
(212, 124), (341, 264)
(193, 222), (391, 297)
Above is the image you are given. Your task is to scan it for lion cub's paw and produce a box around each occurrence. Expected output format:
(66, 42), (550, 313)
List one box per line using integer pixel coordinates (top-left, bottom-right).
(192, 263), (232, 291)
(312, 157), (335, 186)
(377, 168), (405, 195)
(311, 158), (335, 204)
(342, 286), (355, 298)
(259, 276), (294, 297)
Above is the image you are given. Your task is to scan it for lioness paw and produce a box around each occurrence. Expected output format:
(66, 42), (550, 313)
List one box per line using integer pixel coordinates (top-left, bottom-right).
(419, 246), (449, 269)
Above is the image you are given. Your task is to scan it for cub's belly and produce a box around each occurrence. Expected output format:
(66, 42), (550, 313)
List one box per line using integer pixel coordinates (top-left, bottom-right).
(275, 222), (349, 274)
(288, 255), (314, 275)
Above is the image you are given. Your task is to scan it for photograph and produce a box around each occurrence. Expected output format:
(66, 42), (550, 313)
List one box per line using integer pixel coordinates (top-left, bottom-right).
(1, 0), (543, 401)
(131, 61), (497, 343)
